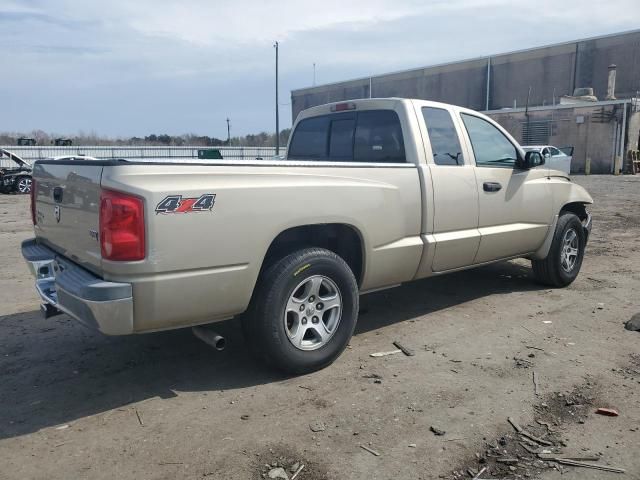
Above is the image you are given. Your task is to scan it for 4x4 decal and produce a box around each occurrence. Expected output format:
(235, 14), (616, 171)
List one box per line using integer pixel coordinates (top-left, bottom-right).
(155, 194), (216, 214)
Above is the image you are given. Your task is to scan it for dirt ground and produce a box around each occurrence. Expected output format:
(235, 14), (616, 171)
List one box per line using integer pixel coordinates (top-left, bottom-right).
(1, 175), (639, 480)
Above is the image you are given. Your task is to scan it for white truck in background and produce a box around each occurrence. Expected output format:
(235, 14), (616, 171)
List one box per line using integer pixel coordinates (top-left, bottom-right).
(23, 98), (592, 373)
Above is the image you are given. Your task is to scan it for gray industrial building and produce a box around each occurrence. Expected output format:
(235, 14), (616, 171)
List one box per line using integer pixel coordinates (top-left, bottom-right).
(291, 29), (640, 117)
(291, 29), (640, 173)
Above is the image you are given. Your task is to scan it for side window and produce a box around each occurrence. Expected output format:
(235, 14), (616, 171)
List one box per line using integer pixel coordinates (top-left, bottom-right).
(329, 117), (355, 161)
(354, 110), (405, 163)
(461, 114), (518, 168)
(288, 116), (330, 160)
(549, 147), (561, 156)
(422, 107), (464, 165)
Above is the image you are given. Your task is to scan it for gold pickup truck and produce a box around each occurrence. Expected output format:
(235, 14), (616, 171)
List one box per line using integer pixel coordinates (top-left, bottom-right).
(22, 98), (592, 373)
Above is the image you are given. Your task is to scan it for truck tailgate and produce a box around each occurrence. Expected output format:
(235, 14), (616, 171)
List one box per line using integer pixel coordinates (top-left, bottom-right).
(32, 162), (103, 272)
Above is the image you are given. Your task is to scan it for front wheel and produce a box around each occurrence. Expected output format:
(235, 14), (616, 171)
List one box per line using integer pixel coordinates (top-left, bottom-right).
(243, 248), (359, 374)
(15, 176), (32, 194)
(532, 212), (586, 287)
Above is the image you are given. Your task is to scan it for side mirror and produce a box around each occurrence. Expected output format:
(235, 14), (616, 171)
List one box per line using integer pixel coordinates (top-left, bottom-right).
(522, 150), (545, 169)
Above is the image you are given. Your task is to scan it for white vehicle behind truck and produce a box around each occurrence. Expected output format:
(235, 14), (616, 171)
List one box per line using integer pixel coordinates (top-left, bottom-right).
(23, 98), (592, 373)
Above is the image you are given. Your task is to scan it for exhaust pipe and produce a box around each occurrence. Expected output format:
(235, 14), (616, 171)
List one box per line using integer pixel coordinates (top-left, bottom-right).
(192, 326), (226, 351)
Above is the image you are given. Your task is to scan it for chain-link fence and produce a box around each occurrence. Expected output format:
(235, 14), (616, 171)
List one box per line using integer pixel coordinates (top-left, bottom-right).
(0, 146), (286, 168)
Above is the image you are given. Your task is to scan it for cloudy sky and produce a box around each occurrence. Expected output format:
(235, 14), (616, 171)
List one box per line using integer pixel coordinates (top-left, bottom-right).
(1, 0), (639, 138)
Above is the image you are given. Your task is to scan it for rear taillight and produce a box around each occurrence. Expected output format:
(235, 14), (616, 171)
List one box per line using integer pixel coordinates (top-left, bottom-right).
(99, 190), (145, 261)
(30, 178), (36, 225)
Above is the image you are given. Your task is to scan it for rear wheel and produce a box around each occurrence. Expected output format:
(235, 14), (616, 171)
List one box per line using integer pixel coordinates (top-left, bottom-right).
(15, 176), (32, 194)
(243, 248), (358, 374)
(532, 212), (585, 287)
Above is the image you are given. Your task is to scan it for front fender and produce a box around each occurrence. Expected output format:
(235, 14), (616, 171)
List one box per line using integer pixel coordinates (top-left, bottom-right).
(562, 181), (593, 206)
(530, 177), (593, 260)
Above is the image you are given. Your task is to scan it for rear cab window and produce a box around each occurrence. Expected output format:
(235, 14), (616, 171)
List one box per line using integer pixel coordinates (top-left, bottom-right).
(288, 109), (406, 163)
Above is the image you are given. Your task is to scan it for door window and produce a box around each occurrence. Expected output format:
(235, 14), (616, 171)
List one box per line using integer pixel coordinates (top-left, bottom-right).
(461, 114), (518, 168)
(422, 107), (464, 165)
(548, 146), (561, 156)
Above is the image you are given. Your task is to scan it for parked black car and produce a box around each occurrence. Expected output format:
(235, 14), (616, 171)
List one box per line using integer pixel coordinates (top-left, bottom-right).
(0, 149), (32, 194)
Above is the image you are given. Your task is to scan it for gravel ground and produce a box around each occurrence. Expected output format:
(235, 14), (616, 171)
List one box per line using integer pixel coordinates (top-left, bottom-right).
(0, 175), (639, 480)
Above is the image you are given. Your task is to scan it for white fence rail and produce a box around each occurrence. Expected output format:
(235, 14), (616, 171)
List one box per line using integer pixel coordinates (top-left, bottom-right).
(0, 146), (286, 167)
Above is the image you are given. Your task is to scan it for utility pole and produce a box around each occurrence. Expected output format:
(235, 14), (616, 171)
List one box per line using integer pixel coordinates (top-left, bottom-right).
(226, 118), (231, 145)
(313, 63), (316, 86)
(274, 41), (280, 155)
(524, 86), (532, 143)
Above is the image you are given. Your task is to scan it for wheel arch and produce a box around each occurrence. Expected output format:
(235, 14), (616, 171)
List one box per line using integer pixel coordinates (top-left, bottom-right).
(560, 201), (589, 221)
(260, 223), (365, 287)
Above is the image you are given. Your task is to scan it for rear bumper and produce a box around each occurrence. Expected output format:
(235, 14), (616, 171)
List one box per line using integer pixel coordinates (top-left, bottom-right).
(21, 238), (134, 335)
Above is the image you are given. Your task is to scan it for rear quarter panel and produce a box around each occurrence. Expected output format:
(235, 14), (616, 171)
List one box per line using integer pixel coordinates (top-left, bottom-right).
(101, 163), (421, 332)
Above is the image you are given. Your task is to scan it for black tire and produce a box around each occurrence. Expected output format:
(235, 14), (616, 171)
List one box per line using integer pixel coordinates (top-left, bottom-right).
(243, 248), (359, 374)
(531, 212), (586, 287)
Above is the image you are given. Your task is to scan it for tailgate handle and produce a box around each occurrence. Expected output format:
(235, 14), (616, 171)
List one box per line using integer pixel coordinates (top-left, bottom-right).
(483, 182), (502, 192)
(53, 187), (63, 202)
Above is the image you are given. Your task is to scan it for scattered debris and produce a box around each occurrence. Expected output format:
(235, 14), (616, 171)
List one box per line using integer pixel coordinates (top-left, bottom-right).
(525, 345), (545, 351)
(507, 417), (552, 446)
(542, 320), (553, 324)
(298, 385), (313, 391)
(538, 453), (600, 461)
(514, 357), (534, 368)
(624, 313), (640, 332)
(533, 371), (540, 396)
(449, 381), (623, 479)
(54, 424), (69, 430)
(135, 408), (144, 426)
(360, 445), (381, 456)
(370, 349), (401, 357)
(595, 407), (619, 417)
(362, 373), (382, 379)
(553, 458), (624, 473)
(309, 421), (326, 432)
(267, 467), (289, 479)
(430, 426), (446, 436)
(535, 419), (555, 432)
(290, 464), (305, 480)
(392, 341), (415, 356)
(241, 414), (250, 420)
(256, 446), (323, 480)
(408, 443), (416, 448)
(470, 467), (487, 480)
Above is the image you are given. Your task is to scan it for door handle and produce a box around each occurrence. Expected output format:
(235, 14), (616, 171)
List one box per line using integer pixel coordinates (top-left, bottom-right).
(483, 182), (502, 192)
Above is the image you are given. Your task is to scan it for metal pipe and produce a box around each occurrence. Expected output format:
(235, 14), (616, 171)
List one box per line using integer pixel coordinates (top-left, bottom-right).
(192, 326), (226, 351)
(617, 101), (628, 174)
(274, 41), (280, 156)
(606, 64), (617, 100)
(485, 56), (491, 111)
